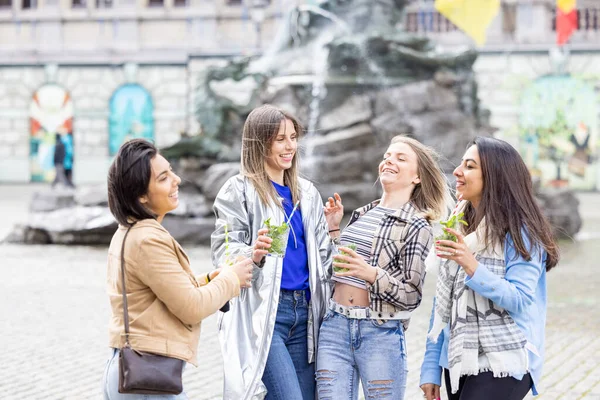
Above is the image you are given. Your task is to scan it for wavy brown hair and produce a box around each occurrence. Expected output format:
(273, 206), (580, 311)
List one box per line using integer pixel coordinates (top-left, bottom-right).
(462, 136), (559, 271)
(390, 135), (453, 222)
(241, 104), (303, 208)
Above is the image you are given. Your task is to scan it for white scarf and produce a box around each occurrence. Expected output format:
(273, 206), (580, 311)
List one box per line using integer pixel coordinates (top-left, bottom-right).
(426, 204), (529, 394)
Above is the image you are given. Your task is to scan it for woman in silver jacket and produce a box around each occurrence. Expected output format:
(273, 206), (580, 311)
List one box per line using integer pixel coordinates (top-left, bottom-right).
(211, 105), (335, 400)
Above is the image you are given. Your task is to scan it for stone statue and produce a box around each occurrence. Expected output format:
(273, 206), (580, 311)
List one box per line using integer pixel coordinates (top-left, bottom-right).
(160, 0), (481, 161)
(161, 58), (267, 160)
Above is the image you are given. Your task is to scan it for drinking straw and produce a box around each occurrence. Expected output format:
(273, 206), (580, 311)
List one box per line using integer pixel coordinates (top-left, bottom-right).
(285, 201), (300, 226)
(224, 224), (230, 261)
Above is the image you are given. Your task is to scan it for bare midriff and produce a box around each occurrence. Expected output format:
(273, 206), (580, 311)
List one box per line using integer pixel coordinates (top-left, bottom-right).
(332, 281), (370, 307)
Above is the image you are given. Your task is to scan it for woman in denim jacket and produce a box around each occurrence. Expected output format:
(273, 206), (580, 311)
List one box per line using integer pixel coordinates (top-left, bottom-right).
(317, 135), (452, 400)
(420, 137), (559, 400)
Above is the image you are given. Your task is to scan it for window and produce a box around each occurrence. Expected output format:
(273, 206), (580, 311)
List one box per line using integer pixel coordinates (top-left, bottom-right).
(174, 0), (186, 7)
(502, 3), (517, 35)
(405, 10), (457, 33)
(148, 0), (163, 7)
(96, 0), (112, 8)
(22, 0), (38, 9)
(226, 0), (242, 4)
(72, 0), (86, 8)
(0, 0), (12, 8)
(580, 7), (600, 31)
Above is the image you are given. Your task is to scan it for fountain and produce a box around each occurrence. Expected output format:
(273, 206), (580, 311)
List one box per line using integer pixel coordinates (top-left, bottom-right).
(4, 0), (581, 245)
(162, 0), (486, 212)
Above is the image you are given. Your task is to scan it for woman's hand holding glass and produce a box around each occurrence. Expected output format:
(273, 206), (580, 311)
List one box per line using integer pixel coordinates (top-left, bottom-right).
(252, 228), (272, 264)
(333, 246), (378, 284)
(227, 257), (254, 289)
(435, 227), (479, 277)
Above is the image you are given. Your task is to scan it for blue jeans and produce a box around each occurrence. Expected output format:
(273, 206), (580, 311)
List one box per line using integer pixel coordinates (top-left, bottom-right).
(102, 348), (188, 400)
(262, 289), (315, 400)
(316, 309), (408, 400)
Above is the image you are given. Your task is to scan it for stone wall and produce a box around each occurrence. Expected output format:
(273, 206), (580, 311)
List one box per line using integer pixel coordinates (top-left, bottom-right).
(1, 50), (600, 185)
(0, 64), (188, 183)
(474, 51), (600, 145)
(474, 51), (600, 190)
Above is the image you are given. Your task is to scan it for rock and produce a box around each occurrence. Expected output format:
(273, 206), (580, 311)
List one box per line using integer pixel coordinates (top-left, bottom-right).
(303, 147), (382, 185)
(201, 163), (240, 201)
(371, 112), (415, 143)
(162, 216), (215, 245)
(403, 110), (478, 170)
(29, 189), (76, 212)
(313, 181), (381, 215)
(434, 69), (459, 87)
(305, 123), (373, 157)
(319, 94), (372, 132)
(75, 184), (108, 207)
(170, 193), (212, 218)
(375, 81), (458, 116)
(24, 206), (117, 245)
(263, 85), (309, 125)
(170, 157), (215, 193)
(4, 224), (51, 244)
(535, 187), (582, 239)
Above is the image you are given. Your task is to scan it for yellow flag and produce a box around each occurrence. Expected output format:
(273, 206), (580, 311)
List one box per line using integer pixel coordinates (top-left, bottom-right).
(557, 0), (576, 13)
(435, 0), (500, 46)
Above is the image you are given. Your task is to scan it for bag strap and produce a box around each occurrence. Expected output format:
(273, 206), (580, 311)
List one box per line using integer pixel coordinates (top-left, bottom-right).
(120, 224), (135, 346)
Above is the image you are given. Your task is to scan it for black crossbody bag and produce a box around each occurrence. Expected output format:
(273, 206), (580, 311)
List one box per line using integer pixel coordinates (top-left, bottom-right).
(118, 224), (185, 395)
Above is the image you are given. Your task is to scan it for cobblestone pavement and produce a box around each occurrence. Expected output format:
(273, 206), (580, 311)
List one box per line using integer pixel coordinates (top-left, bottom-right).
(1, 186), (599, 399)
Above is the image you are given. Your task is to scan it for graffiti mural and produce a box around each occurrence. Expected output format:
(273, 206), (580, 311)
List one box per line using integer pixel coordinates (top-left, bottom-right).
(30, 84), (74, 183)
(109, 84), (154, 156)
(519, 75), (598, 190)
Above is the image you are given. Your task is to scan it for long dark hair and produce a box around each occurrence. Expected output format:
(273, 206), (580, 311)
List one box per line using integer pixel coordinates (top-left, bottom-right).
(463, 137), (559, 271)
(107, 139), (157, 227)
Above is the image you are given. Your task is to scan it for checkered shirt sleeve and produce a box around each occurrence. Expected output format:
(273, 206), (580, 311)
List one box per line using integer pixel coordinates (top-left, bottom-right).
(367, 217), (433, 311)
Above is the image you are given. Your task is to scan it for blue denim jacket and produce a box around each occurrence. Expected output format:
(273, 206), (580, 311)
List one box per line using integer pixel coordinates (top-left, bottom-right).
(420, 232), (547, 396)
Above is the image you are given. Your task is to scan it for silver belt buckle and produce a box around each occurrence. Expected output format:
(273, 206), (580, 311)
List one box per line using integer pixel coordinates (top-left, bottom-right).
(352, 308), (368, 319)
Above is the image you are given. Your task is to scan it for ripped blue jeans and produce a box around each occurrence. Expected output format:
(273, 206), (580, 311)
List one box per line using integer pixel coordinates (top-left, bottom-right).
(315, 309), (408, 400)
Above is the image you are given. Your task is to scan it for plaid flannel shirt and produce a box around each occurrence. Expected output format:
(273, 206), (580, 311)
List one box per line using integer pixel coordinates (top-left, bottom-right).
(344, 200), (433, 321)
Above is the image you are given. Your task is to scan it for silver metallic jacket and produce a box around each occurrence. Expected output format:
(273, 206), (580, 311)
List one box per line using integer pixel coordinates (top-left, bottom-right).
(211, 175), (334, 400)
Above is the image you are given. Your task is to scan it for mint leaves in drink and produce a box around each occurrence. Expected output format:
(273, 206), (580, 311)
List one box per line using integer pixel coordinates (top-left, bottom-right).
(436, 213), (468, 242)
(334, 243), (357, 273)
(264, 218), (290, 257)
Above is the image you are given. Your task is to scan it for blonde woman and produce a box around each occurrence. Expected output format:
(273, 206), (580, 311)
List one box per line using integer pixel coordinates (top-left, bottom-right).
(317, 135), (452, 400)
(211, 105), (334, 400)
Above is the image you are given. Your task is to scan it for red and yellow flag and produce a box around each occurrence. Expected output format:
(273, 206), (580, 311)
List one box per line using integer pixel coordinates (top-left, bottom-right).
(435, 0), (500, 46)
(557, 0), (577, 45)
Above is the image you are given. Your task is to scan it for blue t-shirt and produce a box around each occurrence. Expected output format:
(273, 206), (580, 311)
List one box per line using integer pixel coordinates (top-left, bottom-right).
(272, 181), (310, 294)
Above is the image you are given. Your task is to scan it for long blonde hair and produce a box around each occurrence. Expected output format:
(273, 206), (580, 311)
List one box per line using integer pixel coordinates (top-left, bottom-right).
(390, 135), (453, 222)
(241, 104), (303, 208)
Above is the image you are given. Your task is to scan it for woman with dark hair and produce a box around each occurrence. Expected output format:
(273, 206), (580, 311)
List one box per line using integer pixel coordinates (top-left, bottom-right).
(420, 137), (560, 400)
(103, 139), (253, 400)
(211, 105), (334, 400)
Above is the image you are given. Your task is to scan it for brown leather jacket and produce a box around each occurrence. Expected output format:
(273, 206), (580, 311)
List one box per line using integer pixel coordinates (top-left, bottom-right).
(107, 219), (240, 366)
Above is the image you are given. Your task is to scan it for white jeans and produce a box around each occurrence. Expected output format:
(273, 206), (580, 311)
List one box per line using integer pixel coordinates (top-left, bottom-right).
(102, 348), (188, 400)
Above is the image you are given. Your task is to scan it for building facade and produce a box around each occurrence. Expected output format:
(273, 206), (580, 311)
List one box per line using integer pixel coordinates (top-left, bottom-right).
(1, 0), (600, 189)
